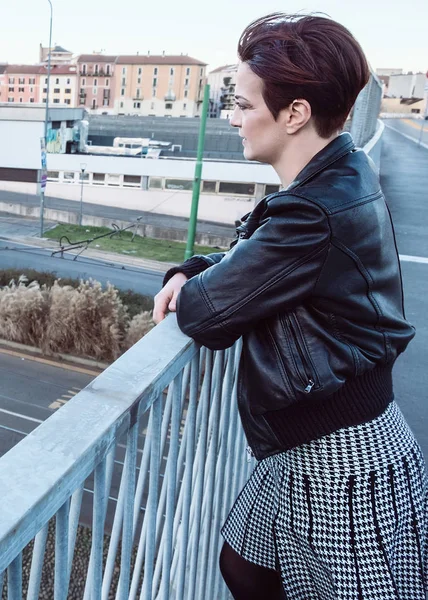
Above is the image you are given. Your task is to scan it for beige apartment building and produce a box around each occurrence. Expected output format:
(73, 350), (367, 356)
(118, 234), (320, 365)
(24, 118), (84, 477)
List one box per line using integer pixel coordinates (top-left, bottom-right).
(0, 48), (207, 117)
(113, 55), (207, 117)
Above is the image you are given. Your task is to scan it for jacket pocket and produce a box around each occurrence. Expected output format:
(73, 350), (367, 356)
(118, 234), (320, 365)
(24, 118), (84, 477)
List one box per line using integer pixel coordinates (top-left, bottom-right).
(280, 312), (320, 394)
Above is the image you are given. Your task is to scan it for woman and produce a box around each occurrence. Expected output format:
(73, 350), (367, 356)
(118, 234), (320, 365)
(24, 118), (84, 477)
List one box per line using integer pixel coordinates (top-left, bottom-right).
(154, 13), (427, 600)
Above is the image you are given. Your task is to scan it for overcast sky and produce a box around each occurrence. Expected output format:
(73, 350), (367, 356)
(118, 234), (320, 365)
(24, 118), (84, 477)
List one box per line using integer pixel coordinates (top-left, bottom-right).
(1, 0), (427, 74)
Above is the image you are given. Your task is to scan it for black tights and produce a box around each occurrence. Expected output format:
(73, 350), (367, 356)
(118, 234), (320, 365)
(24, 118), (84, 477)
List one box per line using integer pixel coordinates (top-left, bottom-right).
(219, 542), (286, 600)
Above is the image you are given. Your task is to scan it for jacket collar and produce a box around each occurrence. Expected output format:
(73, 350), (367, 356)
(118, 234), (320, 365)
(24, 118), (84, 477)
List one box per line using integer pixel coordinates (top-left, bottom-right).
(286, 132), (355, 192)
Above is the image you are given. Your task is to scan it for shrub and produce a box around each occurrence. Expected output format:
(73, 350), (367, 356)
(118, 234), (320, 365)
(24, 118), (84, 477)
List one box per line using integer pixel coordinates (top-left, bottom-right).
(0, 272), (155, 362)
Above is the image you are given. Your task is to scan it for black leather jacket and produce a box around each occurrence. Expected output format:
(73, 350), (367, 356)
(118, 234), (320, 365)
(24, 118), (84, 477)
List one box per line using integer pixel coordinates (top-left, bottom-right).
(172, 133), (415, 460)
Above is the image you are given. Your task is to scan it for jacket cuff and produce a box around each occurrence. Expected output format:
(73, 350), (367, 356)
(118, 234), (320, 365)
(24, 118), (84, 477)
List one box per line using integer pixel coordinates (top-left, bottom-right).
(163, 257), (211, 287)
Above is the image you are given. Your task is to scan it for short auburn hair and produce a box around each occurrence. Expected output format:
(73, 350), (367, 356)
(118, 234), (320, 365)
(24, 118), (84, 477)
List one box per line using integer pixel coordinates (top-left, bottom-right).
(238, 13), (370, 138)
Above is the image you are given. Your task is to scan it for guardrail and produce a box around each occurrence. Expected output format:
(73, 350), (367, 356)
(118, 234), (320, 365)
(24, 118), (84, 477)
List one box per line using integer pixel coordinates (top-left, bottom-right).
(350, 71), (383, 148)
(0, 317), (251, 599)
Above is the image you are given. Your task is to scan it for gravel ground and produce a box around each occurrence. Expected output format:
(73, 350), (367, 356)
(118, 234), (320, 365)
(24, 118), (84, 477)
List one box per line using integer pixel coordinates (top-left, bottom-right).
(1, 521), (141, 599)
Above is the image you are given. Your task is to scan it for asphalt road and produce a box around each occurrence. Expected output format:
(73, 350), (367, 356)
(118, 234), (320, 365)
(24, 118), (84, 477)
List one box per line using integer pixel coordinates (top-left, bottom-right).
(379, 125), (428, 458)
(0, 239), (164, 297)
(0, 348), (152, 532)
(383, 117), (428, 148)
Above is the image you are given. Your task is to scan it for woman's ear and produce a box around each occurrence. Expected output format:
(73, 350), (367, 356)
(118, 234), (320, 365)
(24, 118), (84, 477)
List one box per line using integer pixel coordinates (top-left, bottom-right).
(283, 99), (312, 134)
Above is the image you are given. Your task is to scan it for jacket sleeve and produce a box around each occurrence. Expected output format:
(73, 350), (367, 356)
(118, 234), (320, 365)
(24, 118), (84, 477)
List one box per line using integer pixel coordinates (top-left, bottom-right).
(176, 194), (330, 350)
(163, 253), (227, 287)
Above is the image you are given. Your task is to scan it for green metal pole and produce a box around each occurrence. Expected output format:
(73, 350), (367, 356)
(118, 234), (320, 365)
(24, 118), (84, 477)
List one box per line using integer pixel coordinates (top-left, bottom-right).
(184, 83), (210, 260)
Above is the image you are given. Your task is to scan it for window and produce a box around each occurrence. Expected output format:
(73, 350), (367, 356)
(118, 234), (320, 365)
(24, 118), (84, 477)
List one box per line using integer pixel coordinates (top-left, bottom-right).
(94, 64), (99, 75)
(265, 184), (281, 195)
(64, 99), (71, 105)
(138, 67), (142, 75)
(30, 87), (33, 93)
(80, 88), (85, 95)
(29, 78), (35, 85)
(122, 67), (126, 75)
(106, 65), (111, 75)
(47, 171), (59, 180)
(19, 77), (25, 84)
(65, 88), (71, 94)
(18, 87), (24, 92)
(19, 98), (23, 103)
(106, 79), (109, 87)
(7, 98), (14, 102)
(124, 175), (141, 187)
(55, 78), (59, 84)
(202, 180), (216, 193)
(149, 177), (163, 189)
(122, 78), (126, 86)
(152, 77), (157, 87)
(92, 99), (96, 109)
(153, 67), (158, 75)
(137, 78), (141, 84)
(54, 88), (60, 93)
(93, 173), (105, 185)
(93, 88), (97, 95)
(165, 179), (193, 191)
(165, 103), (173, 109)
(121, 88), (125, 96)
(183, 103), (187, 110)
(43, 87), (47, 93)
(219, 182), (255, 196)
(200, 68), (203, 76)
(136, 89), (140, 98)
(103, 99), (109, 106)
(80, 97), (85, 104)
(170, 67), (174, 76)
(133, 102), (141, 108)
(184, 78), (189, 87)
(107, 173), (121, 186)
(82, 78), (86, 85)
(94, 79), (98, 86)
(8, 87), (14, 92)
(30, 97), (34, 103)
(64, 172), (75, 182)
(53, 98), (60, 103)
(45, 78), (48, 84)
(82, 65), (87, 74)
(184, 90), (188, 98)
(120, 102), (124, 108)
(67, 78), (70, 84)
(8, 77), (14, 84)
(186, 67), (190, 76)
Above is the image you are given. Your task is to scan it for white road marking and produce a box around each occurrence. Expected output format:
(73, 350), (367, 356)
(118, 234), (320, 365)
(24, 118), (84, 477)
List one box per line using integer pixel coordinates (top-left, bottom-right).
(0, 407), (43, 424)
(399, 254), (428, 265)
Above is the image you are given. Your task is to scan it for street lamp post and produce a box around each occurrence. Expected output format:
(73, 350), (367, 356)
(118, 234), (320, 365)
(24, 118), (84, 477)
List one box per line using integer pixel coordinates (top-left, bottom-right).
(79, 163), (87, 226)
(40, 0), (53, 237)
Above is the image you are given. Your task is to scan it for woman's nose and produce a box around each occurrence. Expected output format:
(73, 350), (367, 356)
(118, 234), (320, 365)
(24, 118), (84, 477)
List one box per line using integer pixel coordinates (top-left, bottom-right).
(229, 106), (241, 128)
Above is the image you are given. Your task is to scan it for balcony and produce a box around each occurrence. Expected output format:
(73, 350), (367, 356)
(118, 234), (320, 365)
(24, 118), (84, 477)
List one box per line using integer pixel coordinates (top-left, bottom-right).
(0, 316), (246, 599)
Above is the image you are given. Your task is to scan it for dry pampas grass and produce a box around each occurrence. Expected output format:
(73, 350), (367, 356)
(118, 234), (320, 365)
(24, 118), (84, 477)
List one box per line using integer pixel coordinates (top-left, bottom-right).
(0, 275), (154, 362)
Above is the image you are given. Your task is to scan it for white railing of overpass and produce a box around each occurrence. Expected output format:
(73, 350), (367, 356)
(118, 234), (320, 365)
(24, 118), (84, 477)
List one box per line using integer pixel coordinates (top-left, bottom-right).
(0, 317), (251, 599)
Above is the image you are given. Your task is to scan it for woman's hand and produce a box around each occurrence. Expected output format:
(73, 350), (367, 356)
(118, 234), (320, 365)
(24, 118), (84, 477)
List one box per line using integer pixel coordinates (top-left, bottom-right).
(153, 273), (188, 324)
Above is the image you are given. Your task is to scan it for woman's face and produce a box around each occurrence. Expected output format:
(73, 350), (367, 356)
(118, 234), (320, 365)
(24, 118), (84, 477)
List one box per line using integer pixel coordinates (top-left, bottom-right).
(230, 62), (288, 165)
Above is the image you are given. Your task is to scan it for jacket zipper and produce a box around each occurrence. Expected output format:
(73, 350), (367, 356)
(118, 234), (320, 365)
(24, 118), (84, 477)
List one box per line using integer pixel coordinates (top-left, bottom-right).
(286, 314), (317, 393)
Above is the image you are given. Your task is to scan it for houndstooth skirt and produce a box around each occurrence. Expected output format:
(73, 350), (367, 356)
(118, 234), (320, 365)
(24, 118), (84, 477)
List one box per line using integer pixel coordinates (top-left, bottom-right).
(221, 401), (428, 599)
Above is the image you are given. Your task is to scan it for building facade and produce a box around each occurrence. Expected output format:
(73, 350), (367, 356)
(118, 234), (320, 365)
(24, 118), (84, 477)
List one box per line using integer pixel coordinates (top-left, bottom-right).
(208, 64), (237, 118)
(113, 55), (206, 117)
(0, 49), (207, 117)
(0, 65), (41, 104)
(76, 55), (117, 114)
(387, 72), (426, 99)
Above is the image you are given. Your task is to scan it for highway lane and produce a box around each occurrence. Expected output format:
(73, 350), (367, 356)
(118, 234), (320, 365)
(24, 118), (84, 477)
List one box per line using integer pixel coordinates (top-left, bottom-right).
(383, 117), (428, 148)
(0, 240), (164, 297)
(0, 348), (153, 531)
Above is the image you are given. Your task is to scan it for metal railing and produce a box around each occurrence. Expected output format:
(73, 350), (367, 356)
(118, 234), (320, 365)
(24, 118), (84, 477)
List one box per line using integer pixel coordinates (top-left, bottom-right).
(0, 316), (252, 599)
(350, 71), (383, 148)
